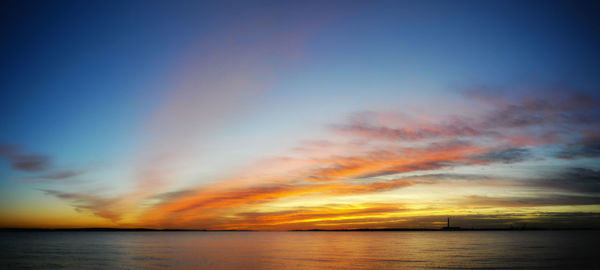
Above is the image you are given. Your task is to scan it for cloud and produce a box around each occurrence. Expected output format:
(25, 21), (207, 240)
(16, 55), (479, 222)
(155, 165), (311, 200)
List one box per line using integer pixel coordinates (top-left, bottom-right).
(141, 177), (423, 227)
(405, 173), (495, 181)
(41, 189), (122, 222)
(539, 168), (600, 194)
(149, 190), (196, 203)
(0, 144), (50, 172)
(137, 165), (600, 229)
(21, 170), (86, 181)
(409, 168), (600, 195)
(332, 114), (490, 142)
(465, 87), (600, 127)
(335, 90), (599, 153)
(470, 148), (533, 164)
(310, 89), (599, 186)
(558, 136), (600, 160)
(0, 143), (86, 181)
(148, 202), (406, 230)
(463, 194), (600, 207)
(148, 183), (338, 217)
(338, 179), (416, 193)
(305, 140), (483, 180)
(37, 170), (85, 180)
(227, 204), (404, 229)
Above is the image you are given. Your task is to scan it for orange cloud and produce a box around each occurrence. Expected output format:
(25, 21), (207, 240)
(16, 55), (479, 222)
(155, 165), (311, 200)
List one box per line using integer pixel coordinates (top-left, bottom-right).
(306, 140), (485, 180)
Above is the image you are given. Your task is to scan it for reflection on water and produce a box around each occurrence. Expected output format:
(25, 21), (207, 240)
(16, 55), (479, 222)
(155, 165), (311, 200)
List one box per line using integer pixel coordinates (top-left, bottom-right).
(0, 231), (597, 269)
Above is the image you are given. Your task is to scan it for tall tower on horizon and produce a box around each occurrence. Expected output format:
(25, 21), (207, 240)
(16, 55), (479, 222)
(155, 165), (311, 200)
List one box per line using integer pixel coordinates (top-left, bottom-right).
(447, 217), (450, 228)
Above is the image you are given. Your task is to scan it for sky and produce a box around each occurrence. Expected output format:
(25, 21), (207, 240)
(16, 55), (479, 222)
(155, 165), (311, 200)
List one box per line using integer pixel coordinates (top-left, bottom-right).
(1, 0), (599, 230)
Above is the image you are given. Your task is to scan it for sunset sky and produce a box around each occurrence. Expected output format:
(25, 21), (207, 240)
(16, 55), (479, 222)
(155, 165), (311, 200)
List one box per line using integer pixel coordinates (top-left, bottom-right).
(1, 0), (599, 230)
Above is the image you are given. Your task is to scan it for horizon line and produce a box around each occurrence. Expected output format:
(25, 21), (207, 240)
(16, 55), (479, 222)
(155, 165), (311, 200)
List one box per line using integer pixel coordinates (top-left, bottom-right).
(2, 227), (599, 232)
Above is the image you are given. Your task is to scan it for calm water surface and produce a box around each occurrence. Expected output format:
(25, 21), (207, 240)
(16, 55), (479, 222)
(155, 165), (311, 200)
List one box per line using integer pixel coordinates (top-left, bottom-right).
(0, 231), (598, 269)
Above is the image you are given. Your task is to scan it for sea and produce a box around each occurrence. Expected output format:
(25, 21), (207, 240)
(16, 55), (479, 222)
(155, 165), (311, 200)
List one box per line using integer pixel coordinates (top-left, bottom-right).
(0, 230), (598, 269)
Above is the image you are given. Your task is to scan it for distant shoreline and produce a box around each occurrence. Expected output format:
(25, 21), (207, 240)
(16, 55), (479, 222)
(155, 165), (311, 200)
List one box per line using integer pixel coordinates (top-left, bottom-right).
(1, 227), (599, 232)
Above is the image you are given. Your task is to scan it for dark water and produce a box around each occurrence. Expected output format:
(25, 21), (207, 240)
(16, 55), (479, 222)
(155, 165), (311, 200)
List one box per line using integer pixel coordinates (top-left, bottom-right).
(0, 231), (598, 269)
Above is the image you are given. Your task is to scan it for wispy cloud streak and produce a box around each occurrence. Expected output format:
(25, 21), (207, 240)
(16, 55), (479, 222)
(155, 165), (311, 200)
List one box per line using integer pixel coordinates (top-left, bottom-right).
(41, 190), (122, 222)
(0, 144), (50, 172)
(0, 144), (85, 181)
